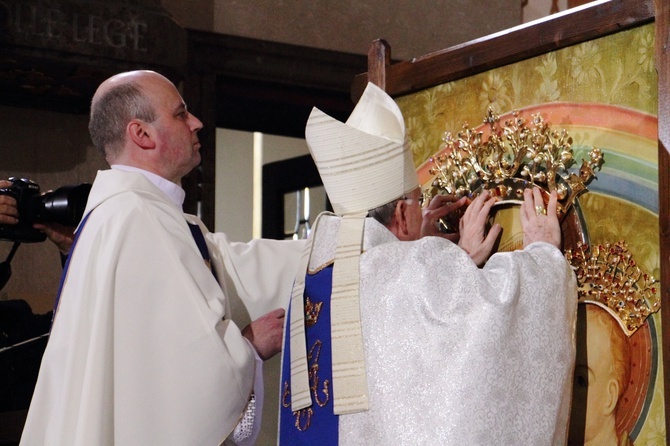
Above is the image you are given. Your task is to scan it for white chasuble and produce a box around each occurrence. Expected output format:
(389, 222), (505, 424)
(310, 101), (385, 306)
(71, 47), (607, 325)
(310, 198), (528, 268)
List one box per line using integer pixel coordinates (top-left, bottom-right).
(21, 169), (302, 446)
(307, 215), (577, 445)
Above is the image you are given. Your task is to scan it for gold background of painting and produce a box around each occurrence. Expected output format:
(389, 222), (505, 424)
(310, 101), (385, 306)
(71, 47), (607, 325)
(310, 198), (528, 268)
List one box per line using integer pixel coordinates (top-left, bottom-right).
(403, 23), (663, 444)
(397, 24), (657, 169)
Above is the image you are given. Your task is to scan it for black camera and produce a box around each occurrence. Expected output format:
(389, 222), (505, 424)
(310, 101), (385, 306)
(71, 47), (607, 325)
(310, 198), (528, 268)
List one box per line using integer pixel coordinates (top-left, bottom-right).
(0, 178), (91, 243)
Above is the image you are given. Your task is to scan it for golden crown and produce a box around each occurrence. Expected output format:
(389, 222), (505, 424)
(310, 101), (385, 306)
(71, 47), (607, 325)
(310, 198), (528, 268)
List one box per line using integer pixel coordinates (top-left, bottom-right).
(304, 296), (323, 328)
(565, 241), (660, 336)
(426, 108), (603, 217)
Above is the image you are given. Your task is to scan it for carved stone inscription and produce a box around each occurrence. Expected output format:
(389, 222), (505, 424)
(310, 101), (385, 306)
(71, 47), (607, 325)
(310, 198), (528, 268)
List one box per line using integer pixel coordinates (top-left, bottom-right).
(1, 1), (147, 51)
(0, 0), (186, 67)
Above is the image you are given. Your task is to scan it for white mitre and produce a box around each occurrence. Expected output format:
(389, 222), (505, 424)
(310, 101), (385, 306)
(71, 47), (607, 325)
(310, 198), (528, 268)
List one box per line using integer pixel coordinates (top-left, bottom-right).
(289, 82), (418, 416)
(305, 82), (418, 214)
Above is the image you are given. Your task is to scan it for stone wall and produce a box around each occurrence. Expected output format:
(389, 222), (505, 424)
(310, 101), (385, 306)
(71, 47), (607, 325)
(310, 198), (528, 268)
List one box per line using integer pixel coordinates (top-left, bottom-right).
(161, 0), (523, 60)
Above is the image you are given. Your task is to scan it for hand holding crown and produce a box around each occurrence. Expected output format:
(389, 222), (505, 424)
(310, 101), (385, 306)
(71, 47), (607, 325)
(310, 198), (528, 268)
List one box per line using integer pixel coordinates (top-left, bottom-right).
(457, 190), (501, 266)
(521, 188), (561, 249)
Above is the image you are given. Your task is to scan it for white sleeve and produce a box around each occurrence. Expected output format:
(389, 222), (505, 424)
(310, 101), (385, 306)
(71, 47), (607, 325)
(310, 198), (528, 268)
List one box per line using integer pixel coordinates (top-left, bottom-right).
(208, 231), (306, 320)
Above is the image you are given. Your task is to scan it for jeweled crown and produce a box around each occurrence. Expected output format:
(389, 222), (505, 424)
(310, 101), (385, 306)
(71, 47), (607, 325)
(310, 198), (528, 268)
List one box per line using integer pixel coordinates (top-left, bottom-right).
(426, 108), (603, 216)
(565, 241), (660, 336)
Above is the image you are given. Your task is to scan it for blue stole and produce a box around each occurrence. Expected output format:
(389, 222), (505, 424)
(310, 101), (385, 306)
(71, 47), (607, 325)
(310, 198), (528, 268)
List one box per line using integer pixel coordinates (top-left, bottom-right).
(279, 264), (338, 445)
(51, 211), (93, 327)
(187, 222), (217, 280)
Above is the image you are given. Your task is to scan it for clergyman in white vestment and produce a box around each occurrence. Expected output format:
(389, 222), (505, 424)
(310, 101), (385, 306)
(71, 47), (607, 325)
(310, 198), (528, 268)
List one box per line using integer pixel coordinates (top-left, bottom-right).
(279, 82), (577, 445)
(20, 70), (303, 446)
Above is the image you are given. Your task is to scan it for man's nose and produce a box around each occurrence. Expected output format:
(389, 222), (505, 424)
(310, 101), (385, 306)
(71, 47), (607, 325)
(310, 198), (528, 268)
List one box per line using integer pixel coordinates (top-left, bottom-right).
(190, 114), (203, 131)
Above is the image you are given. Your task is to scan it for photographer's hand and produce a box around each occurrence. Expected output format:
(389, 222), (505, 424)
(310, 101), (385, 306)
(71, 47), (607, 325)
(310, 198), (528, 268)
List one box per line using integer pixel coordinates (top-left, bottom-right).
(33, 223), (75, 255)
(0, 180), (18, 225)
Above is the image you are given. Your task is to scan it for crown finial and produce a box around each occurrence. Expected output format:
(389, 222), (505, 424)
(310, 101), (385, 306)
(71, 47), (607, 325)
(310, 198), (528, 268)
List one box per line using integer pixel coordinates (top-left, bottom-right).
(426, 108), (603, 218)
(565, 241), (660, 336)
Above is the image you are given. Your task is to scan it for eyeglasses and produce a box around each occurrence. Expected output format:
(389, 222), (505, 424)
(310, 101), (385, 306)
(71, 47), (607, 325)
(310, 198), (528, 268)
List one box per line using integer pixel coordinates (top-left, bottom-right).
(401, 189), (425, 208)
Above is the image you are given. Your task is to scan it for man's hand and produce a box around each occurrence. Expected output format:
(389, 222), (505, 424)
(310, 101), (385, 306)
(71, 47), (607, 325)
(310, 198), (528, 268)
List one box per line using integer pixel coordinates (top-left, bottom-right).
(0, 180), (18, 225)
(420, 194), (467, 242)
(520, 188), (561, 249)
(0, 179), (76, 254)
(242, 308), (285, 361)
(457, 190), (502, 266)
(33, 223), (75, 254)
(0, 197), (18, 225)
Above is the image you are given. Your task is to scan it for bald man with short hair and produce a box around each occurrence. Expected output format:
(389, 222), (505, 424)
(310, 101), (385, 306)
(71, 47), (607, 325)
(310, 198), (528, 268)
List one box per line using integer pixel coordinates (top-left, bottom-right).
(21, 70), (304, 446)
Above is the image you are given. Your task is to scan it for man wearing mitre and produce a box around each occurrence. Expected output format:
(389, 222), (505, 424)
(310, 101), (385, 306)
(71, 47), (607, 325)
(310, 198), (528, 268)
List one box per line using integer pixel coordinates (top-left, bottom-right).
(278, 82), (577, 445)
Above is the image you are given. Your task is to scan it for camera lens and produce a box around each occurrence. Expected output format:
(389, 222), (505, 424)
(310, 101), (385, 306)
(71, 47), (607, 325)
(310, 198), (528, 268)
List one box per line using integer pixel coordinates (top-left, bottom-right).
(36, 184), (92, 226)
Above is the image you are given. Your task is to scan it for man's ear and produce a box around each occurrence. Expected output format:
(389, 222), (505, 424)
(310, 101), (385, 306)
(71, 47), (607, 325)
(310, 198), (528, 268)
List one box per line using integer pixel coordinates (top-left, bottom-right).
(393, 200), (412, 240)
(127, 119), (156, 150)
